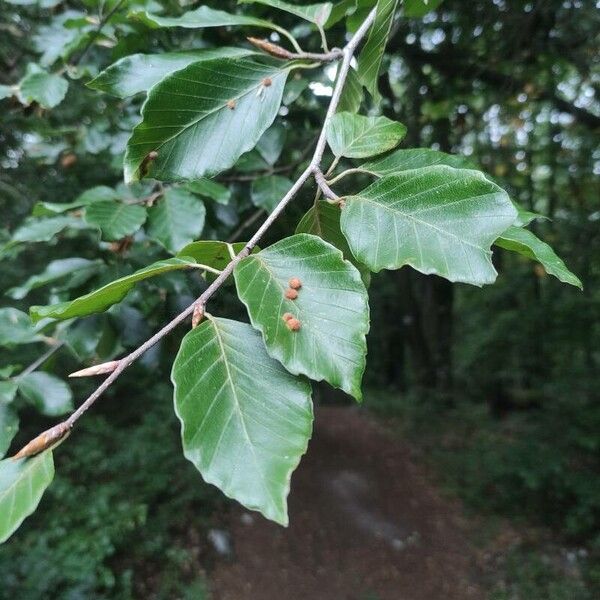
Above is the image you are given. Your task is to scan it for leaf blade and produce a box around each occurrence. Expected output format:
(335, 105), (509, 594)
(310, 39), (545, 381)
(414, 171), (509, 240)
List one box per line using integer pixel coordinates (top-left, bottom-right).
(0, 452), (54, 544)
(172, 317), (313, 525)
(340, 166), (517, 285)
(234, 234), (369, 399)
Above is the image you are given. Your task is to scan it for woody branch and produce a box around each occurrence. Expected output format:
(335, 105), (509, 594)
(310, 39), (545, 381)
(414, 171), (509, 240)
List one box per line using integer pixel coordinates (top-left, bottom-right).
(14, 7), (378, 460)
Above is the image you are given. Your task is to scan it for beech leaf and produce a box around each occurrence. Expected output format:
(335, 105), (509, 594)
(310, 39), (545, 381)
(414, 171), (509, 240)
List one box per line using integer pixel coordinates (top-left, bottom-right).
(172, 316), (313, 525)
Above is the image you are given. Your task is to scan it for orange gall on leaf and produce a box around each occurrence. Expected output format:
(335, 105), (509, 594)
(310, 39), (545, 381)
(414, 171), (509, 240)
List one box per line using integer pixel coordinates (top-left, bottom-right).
(262, 77), (272, 87)
(286, 318), (301, 331)
(282, 312), (294, 322)
(226, 99), (236, 110)
(288, 277), (302, 290)
(140, 150), (158, 178)
(284, 288), (298, 300)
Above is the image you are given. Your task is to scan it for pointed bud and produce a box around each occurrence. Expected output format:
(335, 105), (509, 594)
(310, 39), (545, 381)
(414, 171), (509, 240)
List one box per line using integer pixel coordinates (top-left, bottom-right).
(14, 422), (72, 459)
(69, 360), (119, 378)
(192, 303), (205, 329)
(246, 37), (295, 60)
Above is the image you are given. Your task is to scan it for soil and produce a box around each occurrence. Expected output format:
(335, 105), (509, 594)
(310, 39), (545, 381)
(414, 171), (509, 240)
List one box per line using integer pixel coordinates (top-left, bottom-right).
(208, 406), (485, 600)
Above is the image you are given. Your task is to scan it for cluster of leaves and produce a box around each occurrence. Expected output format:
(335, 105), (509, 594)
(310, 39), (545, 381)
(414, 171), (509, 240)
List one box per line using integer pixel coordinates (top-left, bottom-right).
(0, 0), (581, 545)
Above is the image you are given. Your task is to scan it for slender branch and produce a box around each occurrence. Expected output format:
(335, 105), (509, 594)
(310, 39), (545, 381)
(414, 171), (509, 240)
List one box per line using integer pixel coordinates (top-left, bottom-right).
(313, 167), (340, 201)
(71, 0), (127, 67)
(228, 208), (265, 242)
(17, 342), (64, 379)
(14, 7), (378, 459)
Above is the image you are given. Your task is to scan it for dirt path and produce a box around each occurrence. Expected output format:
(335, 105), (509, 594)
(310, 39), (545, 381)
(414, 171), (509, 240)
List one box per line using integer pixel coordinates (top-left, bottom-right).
(209, 406), (484, 600)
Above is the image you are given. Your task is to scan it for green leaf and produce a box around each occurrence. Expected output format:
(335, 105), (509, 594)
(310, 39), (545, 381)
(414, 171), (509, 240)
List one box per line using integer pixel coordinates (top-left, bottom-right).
(256, 124), (286, 166)
(340, 166), (517, 285)
(512, 202), (546, 227)
(0, 382), (18, 405)
(32, 185), (117, 216)
(18, 66), (68, 108)
(495, 226), (582, 289)
(133, 6), (283, 32)
(0, 452), (54, 544)
(88, 48), (255, 98)
(147, 188), (206, 254)
(295, 200), (369, 284)
(0, 403), (19, 459)
(29, 257), (207, 323)
(234, 234), (369, 399)
(7, 258), (102, 300)
(172, 316), (313, 526)
(239, 0), (333, 27)
(251, 176), (294, 213)
(124, 59), (290, 183)
(84, 201), (147, 241)
(184, 179), (231, 205)
(18, 372), (73, 417)
(176, 241), (250, 271)
(357, 0), (398, 100)
(404, 0), (444, 17)
(8, 216), (83, 245)
(0, 85), (14, 100)
(0, 308), (43, 346)
(361, 147), (475, 177)
(326, 112), (406, 158)
(337, 67), (363, 114)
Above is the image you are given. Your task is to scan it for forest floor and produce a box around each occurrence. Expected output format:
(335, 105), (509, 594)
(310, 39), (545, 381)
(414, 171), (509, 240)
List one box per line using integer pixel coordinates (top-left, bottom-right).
(207, 406), (487, 600)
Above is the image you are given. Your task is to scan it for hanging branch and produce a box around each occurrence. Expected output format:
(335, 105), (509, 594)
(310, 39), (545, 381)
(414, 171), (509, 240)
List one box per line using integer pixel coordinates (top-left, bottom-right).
(14, 7), (378, 460)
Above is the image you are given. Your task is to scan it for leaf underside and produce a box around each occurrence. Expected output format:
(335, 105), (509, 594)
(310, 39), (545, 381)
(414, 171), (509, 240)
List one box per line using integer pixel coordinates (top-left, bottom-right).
(172, 317), (313, 526)
(0, 452), (55, 544)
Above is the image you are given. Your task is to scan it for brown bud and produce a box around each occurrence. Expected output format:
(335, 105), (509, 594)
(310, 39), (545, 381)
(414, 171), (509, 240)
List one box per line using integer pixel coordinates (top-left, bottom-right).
(284, 288), (298, 300)
(14, 422), (72, 459)
(69, 360), (120, 378)
(246, 37), (294, 60)
(286, 318), (301, 331)
(282, 312), (294, 322)
(60, 153), (77, 168)
(288, 277), (302, 290)
(192, 303), (205, 329)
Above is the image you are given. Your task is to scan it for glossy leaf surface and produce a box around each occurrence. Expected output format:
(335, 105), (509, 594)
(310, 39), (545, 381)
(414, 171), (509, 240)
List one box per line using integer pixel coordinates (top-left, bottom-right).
(84, 201), (147, 241)
(18, 372), (73, 417)
(124, 59), (289, 182)
(172, 317), (312, 525)
(88, 48), (254, 98)
(340, 166), (517, 285)
(239, 0), (332, 27)
(0, 452), (54, 544)
(495, 226), (582, 288)
(0, 403), (18, 459)
(357, 0), (398, 99)
(234, 234), (369, 399)
(147, 188), (206, 253)
(326, 112), (406, 158)
(361, 147), (474, 177)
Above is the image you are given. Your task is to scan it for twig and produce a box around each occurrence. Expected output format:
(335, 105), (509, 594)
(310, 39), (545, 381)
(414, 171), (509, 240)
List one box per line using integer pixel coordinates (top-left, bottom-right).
(313, 167), (340, 201)
(14, 7), (378, 459)
(17, 342), (64, 379)
(71, 0), (127, 67)
(228, 208), (265, 242)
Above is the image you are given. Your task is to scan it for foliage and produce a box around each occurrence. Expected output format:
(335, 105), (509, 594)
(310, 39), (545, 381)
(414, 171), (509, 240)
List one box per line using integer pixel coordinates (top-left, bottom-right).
(0, 0), (592, 572)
